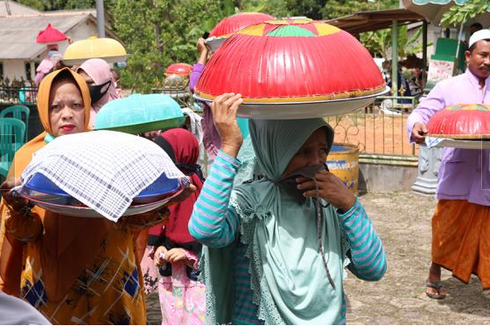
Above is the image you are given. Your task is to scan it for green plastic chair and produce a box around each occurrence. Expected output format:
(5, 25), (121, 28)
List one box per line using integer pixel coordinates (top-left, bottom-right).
(0, 105), (30, 142)
(0, 118), (26, 178)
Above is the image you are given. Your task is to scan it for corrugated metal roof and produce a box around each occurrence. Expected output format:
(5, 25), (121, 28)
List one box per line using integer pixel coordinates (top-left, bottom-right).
(325, 9), (425, 35)
(0, 13), (90, 59)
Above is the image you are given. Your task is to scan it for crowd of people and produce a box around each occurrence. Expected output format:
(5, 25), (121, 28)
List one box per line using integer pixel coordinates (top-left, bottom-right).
(0, 23), (489, 326)
(0, 36), (388, 324)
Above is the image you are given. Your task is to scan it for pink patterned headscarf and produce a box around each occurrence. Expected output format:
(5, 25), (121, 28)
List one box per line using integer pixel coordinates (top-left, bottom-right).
(77, 59), (120, 127)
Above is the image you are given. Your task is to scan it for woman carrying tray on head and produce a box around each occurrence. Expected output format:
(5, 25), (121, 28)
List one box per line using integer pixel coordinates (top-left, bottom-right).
(188, 93), (387, 324)
(0, 68), (170, 324)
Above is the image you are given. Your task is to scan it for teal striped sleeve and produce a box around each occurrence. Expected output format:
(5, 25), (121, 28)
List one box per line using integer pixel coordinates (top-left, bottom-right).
(335, 294), (347, 325)
(339, 198), (387, 281)
(189, 150), (241, 248)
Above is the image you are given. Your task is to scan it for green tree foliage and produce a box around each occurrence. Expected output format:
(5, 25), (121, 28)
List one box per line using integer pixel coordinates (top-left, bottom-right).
(440, 0), (490, 28)
(361, 29), (391, 58)
(361, 25), (425, 59)
(321, 0), (399, 20)
(113, 0), (228, 92)
(111, 0), (401, 91)
(285, 0), (327, 20)
(236, 0), (289, 19)
(17, 0), (118, 11)
(17, 0), (402, 91)
(17, 0), (93, 10)
(239, 0), (400, 20)
(15, 0), (45, 10)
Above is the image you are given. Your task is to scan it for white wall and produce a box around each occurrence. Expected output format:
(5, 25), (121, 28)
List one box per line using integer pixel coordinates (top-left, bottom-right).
(66, 20), (99, 45)
(54, 20), (99, 57)
(2, 59), (29, 81)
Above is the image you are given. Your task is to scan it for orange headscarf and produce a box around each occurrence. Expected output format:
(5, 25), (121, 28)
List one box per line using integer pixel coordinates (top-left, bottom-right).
(7, 67), (91, 178)
(0, 68), (112, 301)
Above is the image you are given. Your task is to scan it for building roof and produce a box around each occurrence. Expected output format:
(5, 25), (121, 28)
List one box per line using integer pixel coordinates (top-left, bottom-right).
(0, 1), (118, 60)
(0, 1), (40, 16)
(325, 9), (426, 36)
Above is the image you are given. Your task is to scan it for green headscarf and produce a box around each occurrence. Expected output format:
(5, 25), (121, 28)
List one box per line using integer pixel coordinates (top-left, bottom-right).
(203, 118), (349, 325)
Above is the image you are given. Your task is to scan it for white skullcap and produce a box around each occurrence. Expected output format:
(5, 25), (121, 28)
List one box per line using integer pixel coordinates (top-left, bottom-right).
(469, 29), (490, 48)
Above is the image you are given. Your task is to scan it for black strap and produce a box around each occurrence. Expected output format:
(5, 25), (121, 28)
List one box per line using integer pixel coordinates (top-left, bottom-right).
(176, 163), (205, 182)
(154, 135), (176, 163)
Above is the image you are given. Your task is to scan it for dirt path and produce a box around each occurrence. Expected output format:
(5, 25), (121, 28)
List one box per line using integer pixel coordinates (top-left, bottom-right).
(146, 191), (490, 324)
(345, 192), (490, 325)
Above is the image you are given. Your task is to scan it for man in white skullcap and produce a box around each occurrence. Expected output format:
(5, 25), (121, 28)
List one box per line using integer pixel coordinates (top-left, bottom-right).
(407, 28), (490, 300)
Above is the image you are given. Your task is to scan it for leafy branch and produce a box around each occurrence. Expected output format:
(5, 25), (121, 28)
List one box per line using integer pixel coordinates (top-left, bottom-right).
(440, 0), (490, 28)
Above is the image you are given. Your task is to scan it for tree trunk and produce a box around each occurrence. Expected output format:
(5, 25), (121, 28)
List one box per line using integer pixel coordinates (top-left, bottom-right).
(155, 23), (163, 54)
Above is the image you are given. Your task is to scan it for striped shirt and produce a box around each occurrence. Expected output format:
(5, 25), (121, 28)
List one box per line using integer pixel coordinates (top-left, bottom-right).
(189, 151), (387, 324)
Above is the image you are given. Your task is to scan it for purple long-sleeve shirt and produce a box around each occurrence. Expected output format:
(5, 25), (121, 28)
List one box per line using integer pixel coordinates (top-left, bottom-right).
(189, 63), (205, 93)
(189, 63), (221, 159)
(407, 69), (490, 206)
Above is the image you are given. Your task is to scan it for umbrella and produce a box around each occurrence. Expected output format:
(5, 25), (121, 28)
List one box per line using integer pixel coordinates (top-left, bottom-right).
(94, 94), (185, 134)
(195, 18), (388, 119)
(206, 12), (274, 52)
(36, 23), (67, 44)
(427, 104), (490, 139)
(63, 37), (128, 65)
(16, 130), (187, 221)
(403, 0), (466, 25)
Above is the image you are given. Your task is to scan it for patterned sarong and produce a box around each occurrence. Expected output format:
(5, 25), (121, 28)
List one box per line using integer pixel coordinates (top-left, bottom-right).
(432, 200), (490, 289)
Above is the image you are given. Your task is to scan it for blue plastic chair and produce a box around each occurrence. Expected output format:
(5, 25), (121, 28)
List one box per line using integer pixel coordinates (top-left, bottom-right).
(0, 105), (30, 142)
(0, 118), (26, 178)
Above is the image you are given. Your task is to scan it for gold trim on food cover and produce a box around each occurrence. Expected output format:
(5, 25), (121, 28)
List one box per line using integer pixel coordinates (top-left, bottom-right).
(427, 134), (490, 140)
(195, 84), (387, 103)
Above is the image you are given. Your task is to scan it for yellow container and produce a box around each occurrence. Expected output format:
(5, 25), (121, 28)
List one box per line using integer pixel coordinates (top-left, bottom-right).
(326, 143), (359, 194)
(63, 37), (128, 65)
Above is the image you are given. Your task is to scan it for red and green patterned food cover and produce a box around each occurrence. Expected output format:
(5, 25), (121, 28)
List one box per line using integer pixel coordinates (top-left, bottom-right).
(428, 104), (490, 139)
(196, 18), (386, 103)
(209, 12), (275, 38)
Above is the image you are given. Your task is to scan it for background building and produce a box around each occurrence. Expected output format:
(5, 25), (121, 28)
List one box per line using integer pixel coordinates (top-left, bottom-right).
(0, 0), (118, 82)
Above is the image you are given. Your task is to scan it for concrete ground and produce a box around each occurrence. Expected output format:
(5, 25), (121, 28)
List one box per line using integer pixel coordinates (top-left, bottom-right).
(146, 191), (490, 324)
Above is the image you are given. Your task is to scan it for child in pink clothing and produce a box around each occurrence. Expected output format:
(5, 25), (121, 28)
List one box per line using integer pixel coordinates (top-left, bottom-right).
(154, 244), (205, 324)
(140, 128), (206, 324)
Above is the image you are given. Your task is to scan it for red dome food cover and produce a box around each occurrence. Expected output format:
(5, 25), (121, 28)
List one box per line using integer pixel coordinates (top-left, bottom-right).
(427, 104), (490, 139)
(196, 18), (386, 105)
(165, 63), (193, 77)
(209, 12), (275, 38)
(36, 24), (67, 44)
